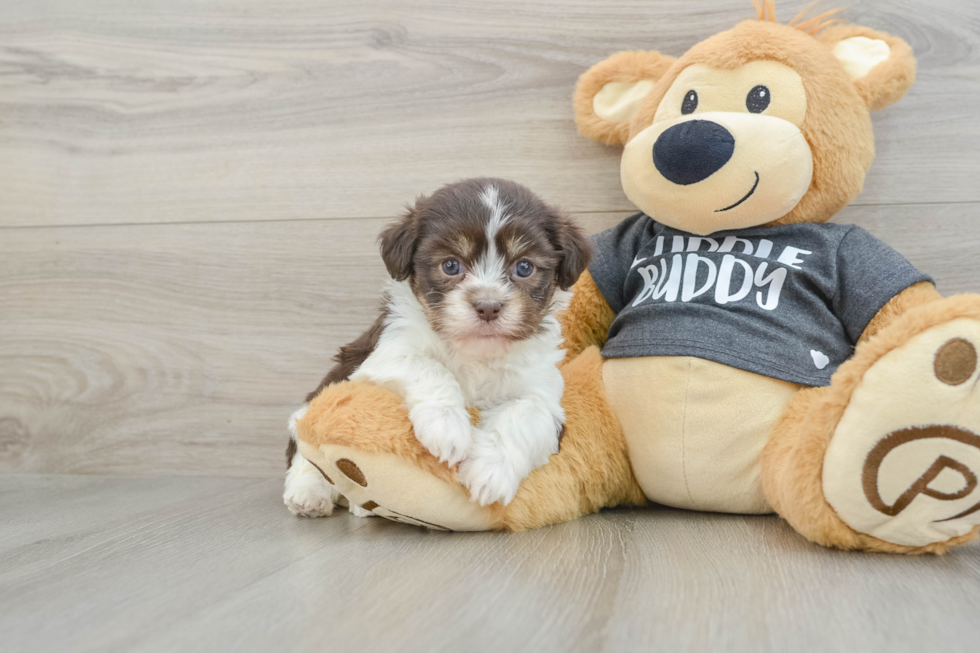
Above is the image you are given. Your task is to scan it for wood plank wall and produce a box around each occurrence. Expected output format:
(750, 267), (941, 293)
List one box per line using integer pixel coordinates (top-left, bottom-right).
(2, 0), (979, 477)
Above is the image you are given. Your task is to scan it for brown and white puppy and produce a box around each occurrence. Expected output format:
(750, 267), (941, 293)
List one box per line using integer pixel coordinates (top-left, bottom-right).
(284, 178), (591, 515)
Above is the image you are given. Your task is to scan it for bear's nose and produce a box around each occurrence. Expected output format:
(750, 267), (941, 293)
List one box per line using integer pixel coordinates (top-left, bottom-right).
(653, 120), (735, 186)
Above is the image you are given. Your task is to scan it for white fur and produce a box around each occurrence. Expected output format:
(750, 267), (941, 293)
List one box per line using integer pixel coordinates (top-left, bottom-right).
(351, 278), (570, 506)
(471, 184), (511, 295)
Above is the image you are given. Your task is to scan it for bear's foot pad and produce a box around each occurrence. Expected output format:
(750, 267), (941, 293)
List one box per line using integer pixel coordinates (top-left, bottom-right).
(295, 441), (502, 532)
(824, 317), (980, 547)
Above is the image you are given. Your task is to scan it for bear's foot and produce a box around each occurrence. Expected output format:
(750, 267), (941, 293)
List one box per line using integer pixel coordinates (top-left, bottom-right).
(294, 380), (504, 531)
(824, 312), (980, 548)
(294, 440), (503, 532)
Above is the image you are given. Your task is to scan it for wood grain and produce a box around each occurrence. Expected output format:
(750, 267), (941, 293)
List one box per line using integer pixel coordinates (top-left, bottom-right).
(0, 475), (976, 653)
(1, 0), (979, 227)
(1, 203), (978, 477)
(2, 3), (980, 649)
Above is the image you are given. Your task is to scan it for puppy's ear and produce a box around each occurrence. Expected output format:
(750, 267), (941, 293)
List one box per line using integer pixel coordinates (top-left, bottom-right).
(379, 199), (423, 281)
(574, 50), (676, 146)
(554, 216), (592, 291)
(816, 25), (916, 111)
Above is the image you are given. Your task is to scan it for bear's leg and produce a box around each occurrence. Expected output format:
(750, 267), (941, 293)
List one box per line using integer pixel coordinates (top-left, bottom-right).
(762, 296), (980, 554)
(295, 346), (645, 532)
(503, 347), (647, 530)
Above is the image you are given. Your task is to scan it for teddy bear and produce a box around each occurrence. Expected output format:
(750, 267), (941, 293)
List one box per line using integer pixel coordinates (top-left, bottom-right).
(294, 2), (980, 554)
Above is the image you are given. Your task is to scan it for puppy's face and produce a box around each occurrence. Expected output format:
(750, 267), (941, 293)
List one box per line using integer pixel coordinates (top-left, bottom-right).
(380, 178), (591, 353)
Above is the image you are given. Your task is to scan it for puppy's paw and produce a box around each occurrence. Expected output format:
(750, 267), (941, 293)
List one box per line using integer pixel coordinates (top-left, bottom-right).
(409, 402), (473, 466)
(284, 452), (339, 518)
(284, 482), (338, 518)
(457, 447), (522, 506)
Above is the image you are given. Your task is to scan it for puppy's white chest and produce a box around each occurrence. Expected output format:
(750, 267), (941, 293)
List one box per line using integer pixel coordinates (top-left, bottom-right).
(445, 357), (518, 407)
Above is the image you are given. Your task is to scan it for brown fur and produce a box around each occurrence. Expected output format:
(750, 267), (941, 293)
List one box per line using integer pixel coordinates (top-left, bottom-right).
(305, 311), (388, 404)
(288, 310), (387, 468)
(304, 177), (591, 402)
(383, 177), (591, 342)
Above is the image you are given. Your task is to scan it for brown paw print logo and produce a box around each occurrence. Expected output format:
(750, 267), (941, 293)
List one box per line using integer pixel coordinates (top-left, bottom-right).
(312, 457), (451, 531)
(933, 337), (978, 386)
(861, 338), (980, 521)
(335, 458), (367, 486)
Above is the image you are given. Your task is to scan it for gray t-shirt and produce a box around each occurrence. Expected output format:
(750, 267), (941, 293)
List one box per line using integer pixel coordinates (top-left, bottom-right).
(589, 214), (931, 386)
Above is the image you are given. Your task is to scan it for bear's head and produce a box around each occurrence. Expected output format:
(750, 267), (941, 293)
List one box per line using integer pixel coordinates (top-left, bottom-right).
(574, 2), (916, 236)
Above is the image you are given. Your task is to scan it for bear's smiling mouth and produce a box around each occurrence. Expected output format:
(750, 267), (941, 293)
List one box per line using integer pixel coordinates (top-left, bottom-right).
(715, 171), (760, 212)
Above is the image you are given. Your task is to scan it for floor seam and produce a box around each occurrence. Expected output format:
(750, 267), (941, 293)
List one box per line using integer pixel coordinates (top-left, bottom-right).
(2, 200), (978, 231)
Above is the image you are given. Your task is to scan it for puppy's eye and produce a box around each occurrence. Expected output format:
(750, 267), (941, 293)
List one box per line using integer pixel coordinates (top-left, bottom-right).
(514, 261), (534, 278)
(442, 259), (461, 276)
(681, 90), (698, 115)
(746, 85), (770, 113)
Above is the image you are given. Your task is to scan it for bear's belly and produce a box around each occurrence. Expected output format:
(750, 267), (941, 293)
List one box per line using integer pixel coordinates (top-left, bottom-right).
(602, 355), (800, 514)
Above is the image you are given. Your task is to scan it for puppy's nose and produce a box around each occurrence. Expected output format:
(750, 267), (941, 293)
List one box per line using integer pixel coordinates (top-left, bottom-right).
(653, 120), (735, 185)
(474, 300), (502, 322)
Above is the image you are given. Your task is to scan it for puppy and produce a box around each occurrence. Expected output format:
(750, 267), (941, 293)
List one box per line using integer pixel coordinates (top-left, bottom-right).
(284, 178), (591, 516)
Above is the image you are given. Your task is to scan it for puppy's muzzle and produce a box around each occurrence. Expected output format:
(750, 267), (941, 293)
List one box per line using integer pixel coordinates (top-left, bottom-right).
(474, 300), (502, 322)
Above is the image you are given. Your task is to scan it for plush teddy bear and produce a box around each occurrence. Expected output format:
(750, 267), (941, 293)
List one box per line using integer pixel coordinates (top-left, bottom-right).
(294, 2), (980, 553)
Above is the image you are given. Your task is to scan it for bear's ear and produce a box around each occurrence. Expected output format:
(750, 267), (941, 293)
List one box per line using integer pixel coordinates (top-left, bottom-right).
(816, 25), (916, 111)
(574, 50), (676, 146)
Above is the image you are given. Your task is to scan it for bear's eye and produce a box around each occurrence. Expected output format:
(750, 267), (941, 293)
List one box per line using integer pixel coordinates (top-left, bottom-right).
(746, 85), (770, 113)
(442, 259), (461, 276)
(681, 90), (698, 115)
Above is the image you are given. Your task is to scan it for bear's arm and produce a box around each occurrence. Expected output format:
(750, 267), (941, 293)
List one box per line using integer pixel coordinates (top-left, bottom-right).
(858, 281), (942, 344)
(560, 269), (617, 364)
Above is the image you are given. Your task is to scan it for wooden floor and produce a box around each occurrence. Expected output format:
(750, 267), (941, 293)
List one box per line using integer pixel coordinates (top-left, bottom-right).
(2, 0), (980, 651)
(1, 475), (978, 653)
